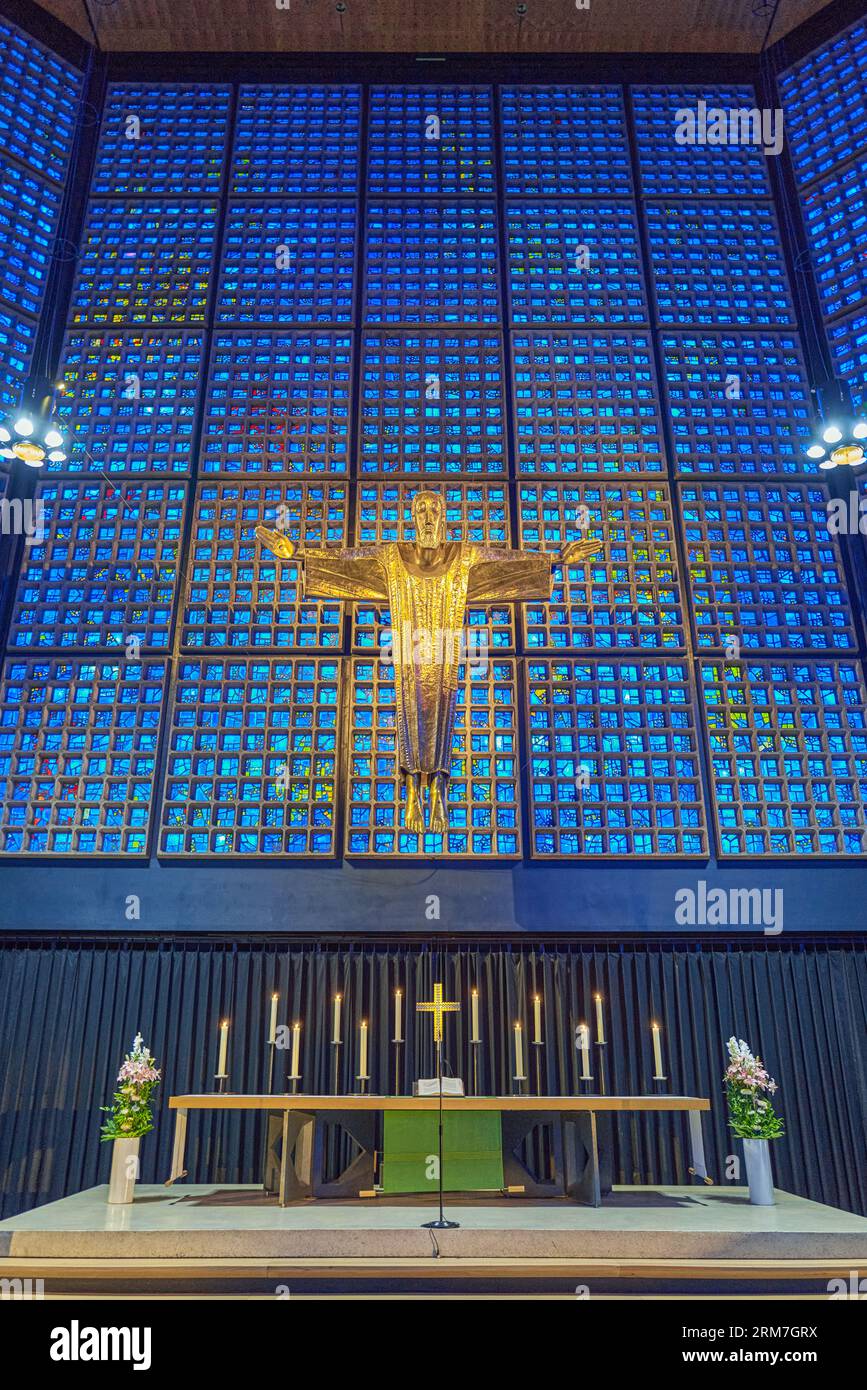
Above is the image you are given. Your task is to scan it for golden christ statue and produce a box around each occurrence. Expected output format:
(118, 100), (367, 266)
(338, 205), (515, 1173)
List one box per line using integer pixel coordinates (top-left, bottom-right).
(257, 491), (601, 835)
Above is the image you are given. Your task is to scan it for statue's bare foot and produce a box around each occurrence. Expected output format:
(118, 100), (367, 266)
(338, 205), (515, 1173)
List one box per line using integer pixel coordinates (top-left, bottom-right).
(429, 775), (449, 836)
(404, 775), (425, 835)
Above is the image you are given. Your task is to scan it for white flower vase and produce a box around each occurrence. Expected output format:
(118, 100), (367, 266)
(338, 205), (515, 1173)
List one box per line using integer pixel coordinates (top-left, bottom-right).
(743, 1138), (775, 1206)
(108, 1137), (141, 1204)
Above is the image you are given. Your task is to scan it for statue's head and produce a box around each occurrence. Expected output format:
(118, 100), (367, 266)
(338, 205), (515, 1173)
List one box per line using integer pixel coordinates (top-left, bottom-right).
(411, 490), (446, 550)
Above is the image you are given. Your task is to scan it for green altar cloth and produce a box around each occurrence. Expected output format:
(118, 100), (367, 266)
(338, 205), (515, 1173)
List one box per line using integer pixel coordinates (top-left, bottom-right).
(381, 1110), (504, 1194)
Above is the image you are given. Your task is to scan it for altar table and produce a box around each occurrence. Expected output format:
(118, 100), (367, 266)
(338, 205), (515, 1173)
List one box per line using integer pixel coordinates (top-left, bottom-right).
(165, 1094), (712, 1207)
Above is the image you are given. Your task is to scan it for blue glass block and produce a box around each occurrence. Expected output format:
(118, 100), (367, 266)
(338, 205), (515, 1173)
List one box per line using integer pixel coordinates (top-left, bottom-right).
(647, 201), (795, 327)
(506, 203), (646, 325)
(183, 479), (348, 650)
(55, 329), (205, 476)
(0, 161), (61, 316)
(701, 657), (867, 855)
(501, 86), (631, 197)
(202, 331), (352, 474)
(351, 481), (514, 652)
(526, 657), (706, 856)
(232, 85), (361, 196)
(662, 330), (811, 475)
(801, 158), (867, 321)
(512, 329), (664, 473)
(827, 308), (867, 412)
(0, 305), (35, 413)
(70, 200), (218, 326)
(368, 85), (494, 196)
(0, 656), (166, 855)
(346, 657), (521, 857)
(92, 84), (231, 196)
(8, 480), (186, 651)
(0, 18), (81, 185)
(360, 331), (505, 473)
(518, 481), (685, 651)
(632, 85), (773, 197)
(218, 201), (356, 325)
(680, 482), (856, 653)
(160, 656), (341, 855)
(365, 202), (499, 325)
(778, 21), (867, 188)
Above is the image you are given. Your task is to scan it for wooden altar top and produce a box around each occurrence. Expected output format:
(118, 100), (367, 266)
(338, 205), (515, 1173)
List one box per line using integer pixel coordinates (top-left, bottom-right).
(169, 1094), (711, 1112)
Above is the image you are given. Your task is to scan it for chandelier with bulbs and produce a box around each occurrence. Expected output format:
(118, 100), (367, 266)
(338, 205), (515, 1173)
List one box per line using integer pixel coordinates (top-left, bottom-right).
(0, 383), (68, 467)
(806, 416), (867, 471)
(804, 381), (867, 472)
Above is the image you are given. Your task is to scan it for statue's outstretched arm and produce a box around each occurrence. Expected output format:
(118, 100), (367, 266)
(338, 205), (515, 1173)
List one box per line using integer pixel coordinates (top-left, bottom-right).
(255, 527), (388, 603)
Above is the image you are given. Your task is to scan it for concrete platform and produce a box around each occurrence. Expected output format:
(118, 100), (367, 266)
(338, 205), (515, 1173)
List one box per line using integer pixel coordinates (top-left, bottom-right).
(2, 1185), (865, 1265)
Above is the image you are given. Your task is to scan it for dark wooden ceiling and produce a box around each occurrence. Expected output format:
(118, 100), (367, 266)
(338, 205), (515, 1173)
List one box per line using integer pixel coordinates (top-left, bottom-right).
(35, 0), (833, 54)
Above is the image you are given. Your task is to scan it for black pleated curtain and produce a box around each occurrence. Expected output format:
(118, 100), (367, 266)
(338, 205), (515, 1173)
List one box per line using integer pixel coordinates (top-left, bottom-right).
(0, 936), (864, 1219)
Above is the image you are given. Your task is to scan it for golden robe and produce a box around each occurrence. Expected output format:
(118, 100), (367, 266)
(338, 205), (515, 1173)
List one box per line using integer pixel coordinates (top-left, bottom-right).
(303, 542), (552, 778)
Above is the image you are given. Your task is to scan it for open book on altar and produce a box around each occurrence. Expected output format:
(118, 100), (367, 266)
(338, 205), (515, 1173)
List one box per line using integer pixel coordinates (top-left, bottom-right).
(412, 1078), (465, 1097)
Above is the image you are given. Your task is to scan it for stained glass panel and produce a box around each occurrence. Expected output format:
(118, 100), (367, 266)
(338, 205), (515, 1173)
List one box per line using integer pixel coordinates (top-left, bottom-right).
(527, 658), (706, 856)
(368, 85), (495, 196)
(182, 480), (347, 650)
(70, 200), (219, 327)
(680, 482), (856, 652)
(778, 21), (867, 188)
(359, 331), (505, 474)
(217, 201), (356, 325)
(8, 480), (186, 651)
(661, 330), (811, 476)
(800, 159), (867, 322)
(701, 659), (867, 856)
(54, 329), (205, 476)
(631, 85), (772, 198)
(506, 203), (646, 325)
(231, 85), (361, 197)
(92, 84), (231, 196)
(827, 308), (867, 412)
(0, 17), (80, 185)
(518, 481), (684, 650)
(501, 86), (631, 198)
(160, 656), (341, 856)
(364, 202), (500, 324)
(646, 201), (795, 328)
(200, 330), (351, 475)
(512, 329), (664, 474)
(0, 656), (166, 855)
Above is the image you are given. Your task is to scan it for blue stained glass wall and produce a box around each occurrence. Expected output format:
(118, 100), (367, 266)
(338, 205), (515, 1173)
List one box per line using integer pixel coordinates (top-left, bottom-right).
(1, 63), (865, 866)
(0, 17), (81, 420)
(779, 20), (867, 411)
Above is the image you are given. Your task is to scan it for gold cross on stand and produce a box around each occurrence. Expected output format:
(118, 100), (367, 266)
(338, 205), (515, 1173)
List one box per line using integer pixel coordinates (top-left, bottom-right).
(416, 982), (460, 1043)
(415, 983), (461, 1231)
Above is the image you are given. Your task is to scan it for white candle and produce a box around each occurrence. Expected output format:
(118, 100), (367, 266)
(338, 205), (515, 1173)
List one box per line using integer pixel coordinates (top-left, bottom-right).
(471, 988), (480, 1044)
(577, 1022), (591, 1079)
(514, 1021), (524, 1077)
(360, 1020), (368, 1076)
(394, 989), (403, 1043)
(652, 1021), (665, 1078)
(217, 1019), (229, 1077)
(594, 993), (605, 1045)
(533, 994), (542, 1044)
(332, 993), (342, 1044)
(290, 1022), (301, 1077)
(268, 993), (278, 1045)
